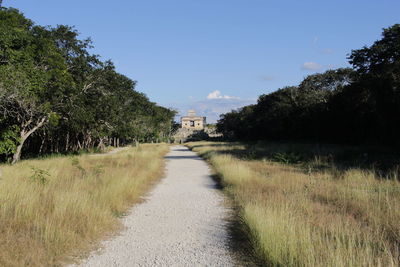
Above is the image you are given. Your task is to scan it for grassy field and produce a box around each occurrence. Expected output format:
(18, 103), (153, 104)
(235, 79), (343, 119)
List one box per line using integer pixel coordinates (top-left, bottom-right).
(0, 144), (169, 266)
(187, 141), (400, 267)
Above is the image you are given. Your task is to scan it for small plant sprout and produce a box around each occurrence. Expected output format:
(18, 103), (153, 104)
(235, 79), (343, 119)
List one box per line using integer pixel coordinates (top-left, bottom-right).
(29, 166), (50, 185)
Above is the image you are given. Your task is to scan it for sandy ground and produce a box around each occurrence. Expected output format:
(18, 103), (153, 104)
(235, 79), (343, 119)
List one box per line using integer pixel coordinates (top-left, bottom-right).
(72, 145), (234, 267)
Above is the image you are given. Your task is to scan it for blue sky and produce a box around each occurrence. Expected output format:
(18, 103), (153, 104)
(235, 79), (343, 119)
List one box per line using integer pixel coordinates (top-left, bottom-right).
(5, 0), (400, 122)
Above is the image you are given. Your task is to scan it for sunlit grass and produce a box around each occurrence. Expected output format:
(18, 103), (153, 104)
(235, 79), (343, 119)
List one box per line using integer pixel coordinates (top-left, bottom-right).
(0, 144), (169, 266)
(187, 141), (400, 267)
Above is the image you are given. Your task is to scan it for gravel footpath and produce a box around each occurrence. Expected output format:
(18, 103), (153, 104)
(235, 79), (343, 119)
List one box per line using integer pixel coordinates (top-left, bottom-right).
(72, 145), (234, 267)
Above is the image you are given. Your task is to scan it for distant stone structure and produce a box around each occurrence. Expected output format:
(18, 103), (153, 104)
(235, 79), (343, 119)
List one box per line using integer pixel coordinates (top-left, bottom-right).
(173, 110), (221, 143)
(181, 110), (206, 130)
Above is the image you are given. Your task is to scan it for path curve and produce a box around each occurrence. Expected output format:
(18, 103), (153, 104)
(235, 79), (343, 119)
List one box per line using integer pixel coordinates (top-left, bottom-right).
(73, 145), (234, 267)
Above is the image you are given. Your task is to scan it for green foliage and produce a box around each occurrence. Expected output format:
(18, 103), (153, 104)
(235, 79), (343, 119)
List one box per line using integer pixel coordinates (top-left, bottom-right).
(349, 24), (400, 75)
(0, 125), (20, 156)
(48, 112), (61, 127)
(29, 166), (50, 185)
(272, 152), (301, 164)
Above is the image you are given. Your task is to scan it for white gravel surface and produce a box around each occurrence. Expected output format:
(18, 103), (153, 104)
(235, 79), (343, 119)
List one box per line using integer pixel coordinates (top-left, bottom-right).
(72, 145), (234, 267)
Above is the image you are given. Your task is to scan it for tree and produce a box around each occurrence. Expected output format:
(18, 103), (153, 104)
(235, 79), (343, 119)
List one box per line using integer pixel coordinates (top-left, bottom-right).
(253, 87), (299, 140)
(0, 73), (49, 163)
(0, 9), (72, 163)
(349, 24), (400, 75)
(298, 68), (355, 101)
(0, 7), (177, 162)
(348, 24), (400, 144)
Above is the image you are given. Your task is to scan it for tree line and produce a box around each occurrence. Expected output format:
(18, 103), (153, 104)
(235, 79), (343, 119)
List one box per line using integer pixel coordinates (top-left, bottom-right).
(0, 8), (176, 163)
(217, 24), (400, 146)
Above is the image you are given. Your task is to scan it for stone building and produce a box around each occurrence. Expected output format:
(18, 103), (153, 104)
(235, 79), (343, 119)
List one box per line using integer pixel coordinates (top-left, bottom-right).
(181, 110), (206, 130)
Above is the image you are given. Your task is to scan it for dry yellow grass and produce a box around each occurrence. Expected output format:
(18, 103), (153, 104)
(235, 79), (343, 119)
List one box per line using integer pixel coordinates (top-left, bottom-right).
(0, 144), (169, 266)
(187, 141), (400, 267)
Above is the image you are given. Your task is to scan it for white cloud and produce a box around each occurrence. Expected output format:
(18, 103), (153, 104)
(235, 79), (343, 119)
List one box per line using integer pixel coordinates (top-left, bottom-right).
(301, 62), (323, 71)
(207, 90), (238, 100)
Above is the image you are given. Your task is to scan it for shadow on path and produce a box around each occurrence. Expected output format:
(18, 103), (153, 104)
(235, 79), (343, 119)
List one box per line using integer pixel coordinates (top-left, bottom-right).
(164, 155), (203, 160)
(209, 176), (265, 267)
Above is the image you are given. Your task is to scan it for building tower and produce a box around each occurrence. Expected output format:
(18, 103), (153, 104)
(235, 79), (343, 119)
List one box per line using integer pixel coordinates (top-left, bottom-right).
(180, 110), (206, 130)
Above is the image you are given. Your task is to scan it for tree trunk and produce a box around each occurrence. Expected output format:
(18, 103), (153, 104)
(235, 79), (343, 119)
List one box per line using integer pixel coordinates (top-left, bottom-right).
(77, 140), (82, 150)
(12, 117), (47, 164)
(97, 138), (106, 151)
(55, 136), (59, 153)
(65, 132), (69, 152)
(50, 137), (54, 153)
(39, 133), (46, 154)
(12, 137), (26, 164)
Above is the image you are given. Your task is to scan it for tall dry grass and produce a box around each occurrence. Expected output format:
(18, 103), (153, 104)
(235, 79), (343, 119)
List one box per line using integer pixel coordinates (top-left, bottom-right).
(187, 142), (400, 267)
(0, 144), (169, 266)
